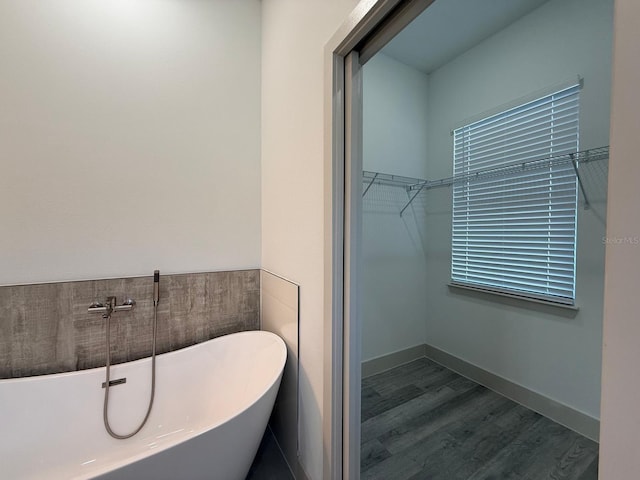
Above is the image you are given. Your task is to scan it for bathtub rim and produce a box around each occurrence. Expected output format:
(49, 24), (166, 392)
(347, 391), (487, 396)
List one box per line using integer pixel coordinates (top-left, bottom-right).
(1, 329), (286, 386)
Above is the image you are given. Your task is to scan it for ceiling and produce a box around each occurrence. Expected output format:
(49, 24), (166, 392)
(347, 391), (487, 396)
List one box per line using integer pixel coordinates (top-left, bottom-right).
(381, 0), (550, 74)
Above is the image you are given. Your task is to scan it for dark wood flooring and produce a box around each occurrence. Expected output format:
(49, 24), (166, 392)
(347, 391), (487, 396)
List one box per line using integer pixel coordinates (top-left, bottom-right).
(361, 358), (599, 480)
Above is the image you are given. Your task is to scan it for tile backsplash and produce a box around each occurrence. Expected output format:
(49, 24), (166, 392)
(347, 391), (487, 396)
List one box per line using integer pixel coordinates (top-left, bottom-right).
(0, 270), (260, 379)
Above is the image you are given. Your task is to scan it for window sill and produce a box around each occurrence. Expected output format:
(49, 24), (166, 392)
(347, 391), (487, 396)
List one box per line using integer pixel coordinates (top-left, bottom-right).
(447, 282), (579, 311)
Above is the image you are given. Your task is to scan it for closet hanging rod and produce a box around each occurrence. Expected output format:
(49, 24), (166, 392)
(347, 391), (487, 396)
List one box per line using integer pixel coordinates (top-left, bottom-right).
(405, 146), (609, 192)
(362, 146), (609, 216)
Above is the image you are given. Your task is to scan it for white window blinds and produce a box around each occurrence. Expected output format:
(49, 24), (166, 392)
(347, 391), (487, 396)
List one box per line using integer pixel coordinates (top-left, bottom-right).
(451, 84), (580, 305)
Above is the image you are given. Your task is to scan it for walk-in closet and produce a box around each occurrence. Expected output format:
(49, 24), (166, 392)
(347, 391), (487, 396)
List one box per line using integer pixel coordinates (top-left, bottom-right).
(359, 0), (612, 478)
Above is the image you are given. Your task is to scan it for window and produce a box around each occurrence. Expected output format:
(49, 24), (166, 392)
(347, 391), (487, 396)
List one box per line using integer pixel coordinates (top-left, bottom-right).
(451, 84), (580, 305)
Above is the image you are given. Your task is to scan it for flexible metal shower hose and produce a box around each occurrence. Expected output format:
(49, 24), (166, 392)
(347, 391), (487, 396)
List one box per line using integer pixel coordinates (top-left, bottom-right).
(102, 301), (158, 439)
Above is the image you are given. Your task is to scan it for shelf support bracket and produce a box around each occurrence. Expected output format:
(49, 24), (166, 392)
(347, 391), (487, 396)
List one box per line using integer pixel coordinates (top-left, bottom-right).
(400, 182), (426, 217)
(570, 153), (590, 209)
(362, 172), (378, 198)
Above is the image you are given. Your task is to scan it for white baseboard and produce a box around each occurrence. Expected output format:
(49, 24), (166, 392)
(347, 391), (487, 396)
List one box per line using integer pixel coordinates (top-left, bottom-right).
(362, 344), (426, 378)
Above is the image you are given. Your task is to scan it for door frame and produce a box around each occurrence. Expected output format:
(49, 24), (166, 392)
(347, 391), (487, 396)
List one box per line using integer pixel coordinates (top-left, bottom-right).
(322, 1), (435, 478)
(323, 1), (640, 480)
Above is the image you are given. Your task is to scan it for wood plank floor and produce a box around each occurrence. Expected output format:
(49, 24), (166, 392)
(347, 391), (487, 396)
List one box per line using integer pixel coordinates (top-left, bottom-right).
(361, 358), (599, 480)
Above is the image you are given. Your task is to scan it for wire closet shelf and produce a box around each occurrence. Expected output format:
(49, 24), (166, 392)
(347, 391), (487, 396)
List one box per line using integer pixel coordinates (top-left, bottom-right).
(362, 145), (609, 216)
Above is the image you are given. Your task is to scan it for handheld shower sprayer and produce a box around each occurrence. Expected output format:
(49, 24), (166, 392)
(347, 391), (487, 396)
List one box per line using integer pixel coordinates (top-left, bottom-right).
(101, 268), (161, 440)
(153, 270), (160, 306)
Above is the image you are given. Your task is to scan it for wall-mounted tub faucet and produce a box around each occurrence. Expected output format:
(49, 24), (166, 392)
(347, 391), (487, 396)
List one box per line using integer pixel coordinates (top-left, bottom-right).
(87, 271), (159, 440)
(88, 297), (136, 318)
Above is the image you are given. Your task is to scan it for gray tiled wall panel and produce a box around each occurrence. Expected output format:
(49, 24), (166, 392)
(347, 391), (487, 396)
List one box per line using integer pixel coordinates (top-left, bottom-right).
(0, 270), (260, 378)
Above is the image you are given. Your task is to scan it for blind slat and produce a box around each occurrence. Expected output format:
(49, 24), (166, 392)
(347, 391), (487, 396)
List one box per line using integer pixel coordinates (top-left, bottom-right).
(455, 112), (579, 158)
(451, 84), (579, 303)
(456, 134), (578, 170)
(459, 88), (579, 133)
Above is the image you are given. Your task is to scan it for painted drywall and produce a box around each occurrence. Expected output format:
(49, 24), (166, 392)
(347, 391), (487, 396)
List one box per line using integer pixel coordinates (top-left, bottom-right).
(362, 53), (429, 361)
(599, 0), (640, 476)
(0, 0), (262, 285)
(422, 0), (612, 419)
(261, 0), (360, 478)
(363, 53), (429, 179)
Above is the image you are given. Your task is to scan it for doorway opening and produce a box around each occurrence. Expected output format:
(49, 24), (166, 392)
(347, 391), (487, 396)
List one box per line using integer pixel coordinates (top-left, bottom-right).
(331, 0), (613, 478)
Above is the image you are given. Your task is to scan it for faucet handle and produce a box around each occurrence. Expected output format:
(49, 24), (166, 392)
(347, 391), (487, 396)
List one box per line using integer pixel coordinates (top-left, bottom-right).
(88, 302), (108, 314)
(113, 298), (136, 313)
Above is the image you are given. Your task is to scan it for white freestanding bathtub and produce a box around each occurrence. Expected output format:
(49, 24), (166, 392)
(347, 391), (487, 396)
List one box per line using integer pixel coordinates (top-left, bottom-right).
(0, 330), (287, 480)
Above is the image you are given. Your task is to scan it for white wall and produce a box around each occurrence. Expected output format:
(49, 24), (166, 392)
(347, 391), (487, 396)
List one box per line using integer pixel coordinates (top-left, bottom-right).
(362, 53), (429, 361)
(261, 0), (359, 478)
(600, 0), (640, 476)
(363, 53), (429, 179)
(0, 0), (262, 285)
(422, 0), (612, 419)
